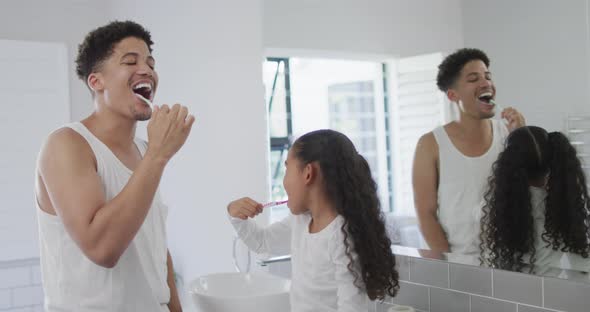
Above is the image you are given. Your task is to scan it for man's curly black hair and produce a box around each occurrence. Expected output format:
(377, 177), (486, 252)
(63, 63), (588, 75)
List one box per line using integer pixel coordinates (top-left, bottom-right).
(480, 126), (590, 272)
(292, 129), (400, 301)
(437, 48), (490, 92)
(75, 20), (153, 82)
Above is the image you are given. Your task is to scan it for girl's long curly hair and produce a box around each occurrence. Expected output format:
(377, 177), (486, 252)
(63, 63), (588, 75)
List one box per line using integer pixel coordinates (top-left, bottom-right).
(480, 126), (590, 272)
(292, 129), (399, 300)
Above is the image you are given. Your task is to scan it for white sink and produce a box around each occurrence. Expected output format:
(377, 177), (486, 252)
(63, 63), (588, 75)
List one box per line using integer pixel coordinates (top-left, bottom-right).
(190, 272), (291, 312)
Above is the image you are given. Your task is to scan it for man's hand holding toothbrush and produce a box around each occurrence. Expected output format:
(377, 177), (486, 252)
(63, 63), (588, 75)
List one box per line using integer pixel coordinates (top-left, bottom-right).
(146, 103), (195, 164)
(492, 99), (526, 132)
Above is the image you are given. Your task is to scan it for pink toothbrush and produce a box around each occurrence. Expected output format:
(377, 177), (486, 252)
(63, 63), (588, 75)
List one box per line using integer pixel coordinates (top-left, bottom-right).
(262, 200), (288, 208)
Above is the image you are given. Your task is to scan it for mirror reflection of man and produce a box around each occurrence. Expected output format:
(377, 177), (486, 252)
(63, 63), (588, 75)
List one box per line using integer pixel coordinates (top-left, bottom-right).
(412, 48), (525, 254)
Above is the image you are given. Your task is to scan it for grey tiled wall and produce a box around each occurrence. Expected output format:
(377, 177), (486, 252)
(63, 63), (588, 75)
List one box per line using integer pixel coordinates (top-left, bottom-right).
(368, 254), (590, 312)
(0, 258), (43, 312)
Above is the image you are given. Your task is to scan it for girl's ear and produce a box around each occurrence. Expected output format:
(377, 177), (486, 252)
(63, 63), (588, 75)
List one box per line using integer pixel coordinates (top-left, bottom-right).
(303, 162), (319, 186)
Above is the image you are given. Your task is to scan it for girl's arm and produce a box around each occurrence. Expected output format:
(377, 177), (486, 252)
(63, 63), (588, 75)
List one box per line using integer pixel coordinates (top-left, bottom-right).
(228, 197), (292, 255)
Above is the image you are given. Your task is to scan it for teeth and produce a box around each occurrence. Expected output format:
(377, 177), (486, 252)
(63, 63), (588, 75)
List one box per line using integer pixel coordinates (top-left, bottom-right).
(479, 92), (492, 99)
(133, 82), (152, 90)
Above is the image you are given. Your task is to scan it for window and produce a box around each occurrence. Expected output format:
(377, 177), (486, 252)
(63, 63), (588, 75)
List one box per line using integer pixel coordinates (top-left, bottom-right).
(263, 58), (292, 220)
(389, 53), (449, 216)
(263, 54), (447, 221)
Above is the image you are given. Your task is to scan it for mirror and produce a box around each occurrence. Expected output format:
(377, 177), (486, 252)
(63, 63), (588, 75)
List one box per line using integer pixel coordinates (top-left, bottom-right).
(261, 0), (590, 283)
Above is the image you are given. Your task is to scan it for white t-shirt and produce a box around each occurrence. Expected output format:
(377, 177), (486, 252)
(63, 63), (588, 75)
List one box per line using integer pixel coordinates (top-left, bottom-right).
(230, 213), (368, 312)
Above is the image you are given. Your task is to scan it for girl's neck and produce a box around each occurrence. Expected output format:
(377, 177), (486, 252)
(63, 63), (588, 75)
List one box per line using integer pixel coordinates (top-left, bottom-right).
(308, 192), (338, 234)
(529, 176), (548, 188)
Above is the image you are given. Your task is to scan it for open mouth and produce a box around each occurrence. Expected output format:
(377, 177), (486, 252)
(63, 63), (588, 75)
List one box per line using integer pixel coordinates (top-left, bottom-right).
(132, 82), (153, 102)
(478, 92), (494, 106)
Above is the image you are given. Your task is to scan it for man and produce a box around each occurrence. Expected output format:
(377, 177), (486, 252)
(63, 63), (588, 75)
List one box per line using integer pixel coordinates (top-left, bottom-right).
(35, 21), (193, 311)
(412, 48), (525, 254)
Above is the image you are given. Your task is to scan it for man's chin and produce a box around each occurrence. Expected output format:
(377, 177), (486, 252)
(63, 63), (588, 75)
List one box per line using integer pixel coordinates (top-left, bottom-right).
(135, 113), (151, 121)
(480, 113), (495, 120)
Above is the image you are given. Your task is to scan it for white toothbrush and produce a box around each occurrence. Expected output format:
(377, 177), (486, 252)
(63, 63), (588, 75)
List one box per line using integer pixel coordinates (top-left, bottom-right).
(489, 99), (502, 111)
(135, 93), (153, 109)
(489, 99), (505, 120)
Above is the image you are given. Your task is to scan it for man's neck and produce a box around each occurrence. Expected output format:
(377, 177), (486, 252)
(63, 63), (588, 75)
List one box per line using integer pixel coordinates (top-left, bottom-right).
(455, 114), (492, 140)
(82, 100), (137, 149)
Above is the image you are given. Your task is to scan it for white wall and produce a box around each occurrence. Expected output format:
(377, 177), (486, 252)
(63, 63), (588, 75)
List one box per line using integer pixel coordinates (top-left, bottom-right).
(263, 0), (464, 58)
(462, 0), (590, 132)
(0, 0), (110, 121)
(108, 0), (270, 297)
(0, 40), (70, 262)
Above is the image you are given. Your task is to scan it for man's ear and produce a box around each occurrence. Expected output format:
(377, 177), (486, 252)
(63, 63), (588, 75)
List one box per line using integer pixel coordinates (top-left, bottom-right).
(446, 88), (459, 103)
(87, 72), (104, 93)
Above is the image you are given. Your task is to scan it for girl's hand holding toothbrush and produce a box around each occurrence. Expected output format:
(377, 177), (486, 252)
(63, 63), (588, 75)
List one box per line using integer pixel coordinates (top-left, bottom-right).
(228, 198), (288, 220)
(227, 197), (264, 220)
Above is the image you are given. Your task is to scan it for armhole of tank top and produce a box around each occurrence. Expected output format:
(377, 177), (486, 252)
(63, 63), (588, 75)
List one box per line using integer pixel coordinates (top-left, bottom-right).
(432, 127), (446, 158)
(430, 129), (443, 188)
(65, 124), (101, 174)
(432, 128), (441, 156)
(134, 138), (148, 157)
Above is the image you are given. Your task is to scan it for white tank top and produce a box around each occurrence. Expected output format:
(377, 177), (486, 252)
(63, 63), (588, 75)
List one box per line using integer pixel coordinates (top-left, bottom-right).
(36, 122), (170, 312)
(433, 120), (509, 255)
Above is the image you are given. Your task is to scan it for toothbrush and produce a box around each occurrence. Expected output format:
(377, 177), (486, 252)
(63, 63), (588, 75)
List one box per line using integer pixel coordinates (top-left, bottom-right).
(262, 200), (288, 208)
(489, 99), (502, 111)
(135, 93), (153, 109)
(489, 99), (505, 119)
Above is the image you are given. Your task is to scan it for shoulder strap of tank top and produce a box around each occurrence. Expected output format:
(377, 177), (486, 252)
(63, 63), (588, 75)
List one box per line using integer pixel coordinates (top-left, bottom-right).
(64, 122), (109, 163)
(432, 125), (451, 150)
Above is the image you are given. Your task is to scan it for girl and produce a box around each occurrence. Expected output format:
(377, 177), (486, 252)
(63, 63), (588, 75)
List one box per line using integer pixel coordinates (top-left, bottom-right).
(480, 126), (590, 272)
(227, 129), (399, 311)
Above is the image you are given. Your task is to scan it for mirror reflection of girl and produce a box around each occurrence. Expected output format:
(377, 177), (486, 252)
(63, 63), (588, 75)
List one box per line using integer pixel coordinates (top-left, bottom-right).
(227, 129), (399, 311)
(480, 126), (590, 272)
